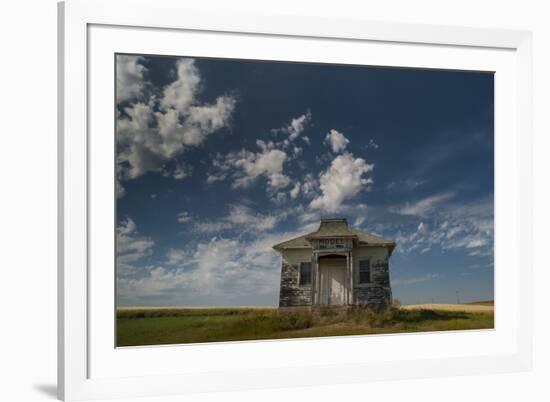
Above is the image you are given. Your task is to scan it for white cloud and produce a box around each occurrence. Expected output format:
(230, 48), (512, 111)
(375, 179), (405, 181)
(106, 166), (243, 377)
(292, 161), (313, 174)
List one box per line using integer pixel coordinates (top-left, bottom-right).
(172, 163), (191, 180)
(325, 129), (350, 153)
(272, 191), (287, 204)
(116, 218), (154, 274)
(159, 59), (200, 113)
(116, 219), (327, 306)
(289, 183), (301, 199)
(117, 236), (282, 305)
(387, 178), (424, 191)
(116, 55), (147, 102)
(206, 112), (311, 193)
(367, 139), (379, 149)
(392, 198), (494, 258)
(391, 192), (455, 217)
(301, 173), (317, 196)
(116, 58), (236, 181)
(272, 111), (311, 142)
(116, 177), (126, 199)
(225, 205), (277, 230)
(309, 152), (374, 212)
(165, 248), (187, 266)
(194, 205), (278, 234)
(177, 211), (191, 223)
(286, 112), (311, 141)
(393, 273), (443, 285)
(214, 146), (291, 191)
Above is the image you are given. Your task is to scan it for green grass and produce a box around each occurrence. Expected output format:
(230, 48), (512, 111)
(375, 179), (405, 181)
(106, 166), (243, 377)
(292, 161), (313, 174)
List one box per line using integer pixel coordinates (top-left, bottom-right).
(116, 307), (494, 347)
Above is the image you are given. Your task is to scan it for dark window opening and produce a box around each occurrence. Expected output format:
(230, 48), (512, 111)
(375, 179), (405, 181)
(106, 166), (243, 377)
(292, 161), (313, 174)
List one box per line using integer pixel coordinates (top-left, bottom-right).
(299, 262), (312, 286)
(359, 260), (371, 284)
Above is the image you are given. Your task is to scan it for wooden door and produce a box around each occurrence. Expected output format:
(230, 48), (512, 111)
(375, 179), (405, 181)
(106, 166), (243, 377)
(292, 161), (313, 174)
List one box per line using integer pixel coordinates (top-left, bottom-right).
(328, 266), (346, 305)
(319, 264), (346, 306)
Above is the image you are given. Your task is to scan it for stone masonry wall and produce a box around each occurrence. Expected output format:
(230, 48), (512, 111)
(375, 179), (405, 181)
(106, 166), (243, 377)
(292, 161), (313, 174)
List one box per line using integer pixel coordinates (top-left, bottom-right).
(278, 261), (312, 307)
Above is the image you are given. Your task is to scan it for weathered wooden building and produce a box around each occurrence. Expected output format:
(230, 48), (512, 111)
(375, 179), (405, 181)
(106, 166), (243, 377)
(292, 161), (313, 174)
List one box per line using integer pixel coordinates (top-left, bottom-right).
(273, 218), (395, 308)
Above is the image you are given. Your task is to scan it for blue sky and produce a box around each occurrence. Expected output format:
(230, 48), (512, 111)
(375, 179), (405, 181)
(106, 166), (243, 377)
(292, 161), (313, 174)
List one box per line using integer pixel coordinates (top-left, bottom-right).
(115, 54), (494, 307)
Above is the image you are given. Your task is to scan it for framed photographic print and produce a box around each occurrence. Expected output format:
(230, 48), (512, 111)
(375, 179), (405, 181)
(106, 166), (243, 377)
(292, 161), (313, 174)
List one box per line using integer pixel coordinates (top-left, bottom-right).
(58, 0), (533, 400)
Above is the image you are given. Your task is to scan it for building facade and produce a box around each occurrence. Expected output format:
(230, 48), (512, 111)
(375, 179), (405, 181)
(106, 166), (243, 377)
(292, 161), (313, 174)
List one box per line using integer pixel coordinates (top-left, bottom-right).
(273, 219), (395, 308)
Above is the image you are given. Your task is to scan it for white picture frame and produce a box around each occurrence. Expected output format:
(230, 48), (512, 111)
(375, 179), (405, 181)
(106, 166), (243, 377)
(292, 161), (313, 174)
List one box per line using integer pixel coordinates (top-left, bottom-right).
(58, 0), (533, 400)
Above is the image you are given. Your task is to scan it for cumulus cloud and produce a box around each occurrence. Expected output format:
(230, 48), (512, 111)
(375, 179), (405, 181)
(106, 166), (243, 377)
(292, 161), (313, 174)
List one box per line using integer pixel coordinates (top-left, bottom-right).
(309, 152), (374, 212)
(272, 111), (311, 142)
(159, 59), (200, 113)
(116, 55), (147, 103)
(211, 144), (291, 191)
(325, 129), (350, 153)
(116, 57), (236, 182)
(286, 112), (311, 141)
(301, 173), (317, 197)
(206, 112), (312, 194)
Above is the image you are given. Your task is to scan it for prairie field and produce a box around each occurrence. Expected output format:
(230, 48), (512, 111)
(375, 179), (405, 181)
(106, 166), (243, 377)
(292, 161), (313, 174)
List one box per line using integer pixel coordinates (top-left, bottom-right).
(116, 304), (494, 347)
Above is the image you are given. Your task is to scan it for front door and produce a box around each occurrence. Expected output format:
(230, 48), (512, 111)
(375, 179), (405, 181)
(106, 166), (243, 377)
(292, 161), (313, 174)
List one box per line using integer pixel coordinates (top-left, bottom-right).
(319, 261), (347, 305)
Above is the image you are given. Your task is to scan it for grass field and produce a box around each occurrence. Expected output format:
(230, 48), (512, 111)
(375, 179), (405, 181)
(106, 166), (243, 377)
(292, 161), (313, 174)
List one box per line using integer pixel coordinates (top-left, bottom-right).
(116, 304), (494, 347)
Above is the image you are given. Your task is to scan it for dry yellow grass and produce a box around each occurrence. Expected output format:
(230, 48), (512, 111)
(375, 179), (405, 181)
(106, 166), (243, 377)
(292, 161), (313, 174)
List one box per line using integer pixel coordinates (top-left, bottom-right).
(402, 303), (494, 313)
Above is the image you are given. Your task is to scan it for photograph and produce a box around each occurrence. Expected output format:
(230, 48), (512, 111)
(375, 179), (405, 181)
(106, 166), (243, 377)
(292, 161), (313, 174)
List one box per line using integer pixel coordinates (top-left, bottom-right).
(115, 53), (494, 347)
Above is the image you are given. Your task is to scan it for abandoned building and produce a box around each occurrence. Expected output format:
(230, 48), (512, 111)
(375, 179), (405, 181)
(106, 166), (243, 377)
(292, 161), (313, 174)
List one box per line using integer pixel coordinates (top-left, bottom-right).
(273, 218), (395, 308)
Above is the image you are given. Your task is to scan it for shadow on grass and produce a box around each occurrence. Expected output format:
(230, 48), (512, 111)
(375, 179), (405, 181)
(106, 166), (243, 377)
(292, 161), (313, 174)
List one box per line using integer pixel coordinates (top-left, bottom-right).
(395, 309), (470, 322)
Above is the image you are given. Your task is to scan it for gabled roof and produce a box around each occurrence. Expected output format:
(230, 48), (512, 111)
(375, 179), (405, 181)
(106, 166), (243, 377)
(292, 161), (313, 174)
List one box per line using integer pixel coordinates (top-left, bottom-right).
(272, 233), (313, 250)
(306, 218), (356, 239)
(272, 218), (395, 252)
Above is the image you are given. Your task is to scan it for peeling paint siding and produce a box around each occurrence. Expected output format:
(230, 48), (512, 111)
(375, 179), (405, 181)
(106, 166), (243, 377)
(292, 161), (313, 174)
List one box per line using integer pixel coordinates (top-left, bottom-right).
(353, 286), (392, 307)
(353, 246), (392, 307)
(278, 249), (313, 307)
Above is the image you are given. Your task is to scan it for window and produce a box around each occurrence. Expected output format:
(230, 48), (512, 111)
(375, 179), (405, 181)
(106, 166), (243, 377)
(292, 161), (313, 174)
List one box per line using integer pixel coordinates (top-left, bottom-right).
(299, 262), (312, 286)
(359, 259), (370, 284)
